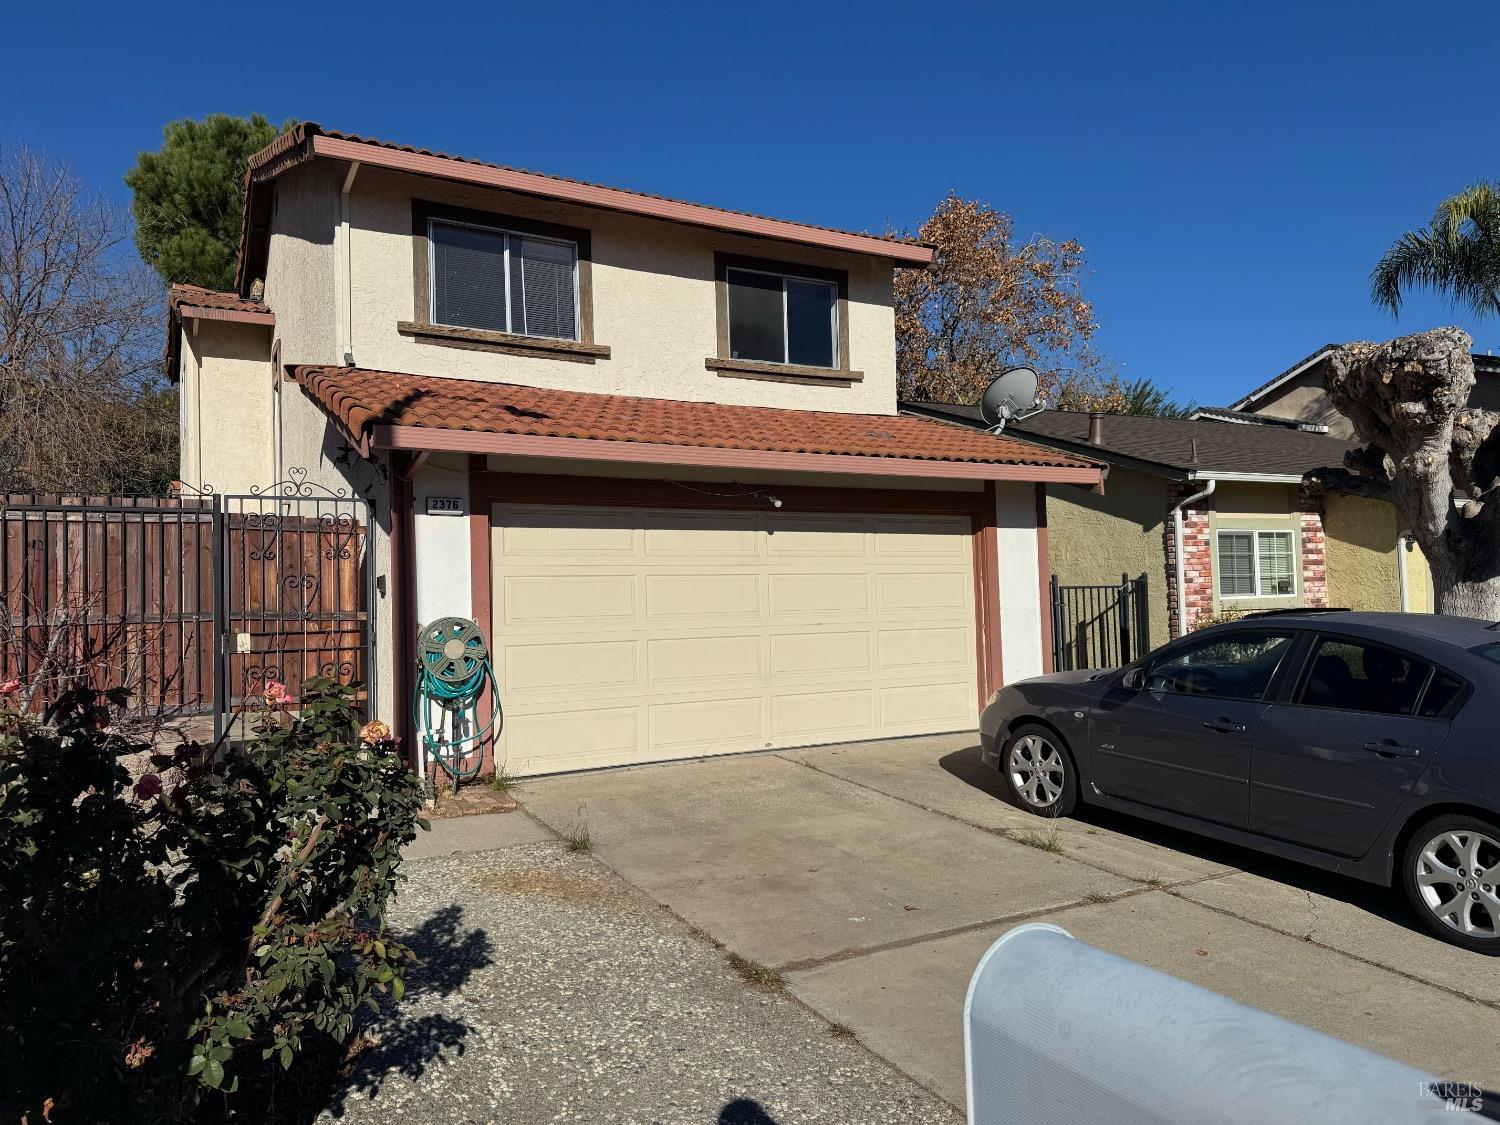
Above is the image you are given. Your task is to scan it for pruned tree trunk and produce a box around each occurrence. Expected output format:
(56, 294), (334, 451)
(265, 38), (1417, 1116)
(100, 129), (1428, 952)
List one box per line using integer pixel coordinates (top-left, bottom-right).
(1307, 328), (1500, 620)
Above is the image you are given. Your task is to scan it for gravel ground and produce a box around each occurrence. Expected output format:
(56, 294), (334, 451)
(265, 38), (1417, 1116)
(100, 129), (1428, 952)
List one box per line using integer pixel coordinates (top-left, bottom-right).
(319, 842), (959, 1125)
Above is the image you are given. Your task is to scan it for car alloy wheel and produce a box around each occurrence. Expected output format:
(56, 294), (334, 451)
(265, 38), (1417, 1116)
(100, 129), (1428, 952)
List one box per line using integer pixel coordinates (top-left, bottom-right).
(1007, 733), (1066, 810)
(1414, 827), (1500, 942)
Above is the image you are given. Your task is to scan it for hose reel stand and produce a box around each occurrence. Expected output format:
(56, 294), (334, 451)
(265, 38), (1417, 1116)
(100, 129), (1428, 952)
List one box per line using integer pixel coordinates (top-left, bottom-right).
(412, 616), (501, 796)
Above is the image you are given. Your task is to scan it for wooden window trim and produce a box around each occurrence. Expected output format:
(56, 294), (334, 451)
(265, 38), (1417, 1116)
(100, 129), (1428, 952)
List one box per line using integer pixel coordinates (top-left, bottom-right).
(410, 199), (602, 360)
(712, 251), (855, 381)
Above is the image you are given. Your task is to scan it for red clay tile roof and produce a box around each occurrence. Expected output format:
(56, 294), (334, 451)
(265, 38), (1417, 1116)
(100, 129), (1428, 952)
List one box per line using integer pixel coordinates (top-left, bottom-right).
(291, 366), (1100, 472)
(236, 123), (932, 291)
(168, 284), (272, 318)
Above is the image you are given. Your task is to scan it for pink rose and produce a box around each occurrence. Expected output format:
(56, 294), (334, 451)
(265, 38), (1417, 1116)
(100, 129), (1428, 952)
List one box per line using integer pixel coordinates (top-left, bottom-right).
(134, 773), (163, 801)
(263, 680), (295, 706)
(0, 680), (20, 696)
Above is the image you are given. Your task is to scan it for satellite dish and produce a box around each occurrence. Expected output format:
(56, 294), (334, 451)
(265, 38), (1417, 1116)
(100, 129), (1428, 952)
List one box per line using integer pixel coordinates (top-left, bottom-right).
(980, 367), (1041, 431)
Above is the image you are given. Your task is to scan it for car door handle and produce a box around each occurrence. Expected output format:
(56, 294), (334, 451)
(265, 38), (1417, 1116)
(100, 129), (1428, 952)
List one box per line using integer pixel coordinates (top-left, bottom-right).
(1202, 718), (1247, 734)
(1362, 740), (1422, 758)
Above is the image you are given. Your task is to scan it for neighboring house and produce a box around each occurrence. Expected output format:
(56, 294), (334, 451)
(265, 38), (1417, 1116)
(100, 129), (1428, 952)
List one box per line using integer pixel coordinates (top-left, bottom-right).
(166, 123), (1103, 777)
(1229, 345), (1500, 439)
(900, 403), (1434, 655)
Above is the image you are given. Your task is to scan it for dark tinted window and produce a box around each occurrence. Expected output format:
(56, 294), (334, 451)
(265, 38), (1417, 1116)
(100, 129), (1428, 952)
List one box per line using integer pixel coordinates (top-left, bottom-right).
(726, 269), (785, 362)
(786, 279), (835, 367)
(1418, 672), (1464, 718)
(1297, 638), (1428, 715)
(1146, 630), (1294, 701)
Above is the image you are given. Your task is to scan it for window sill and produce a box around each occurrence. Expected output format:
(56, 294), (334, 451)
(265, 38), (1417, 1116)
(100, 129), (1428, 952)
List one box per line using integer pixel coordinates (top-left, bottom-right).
(398, 321), (611, 362)
(705, 356), (863, 383)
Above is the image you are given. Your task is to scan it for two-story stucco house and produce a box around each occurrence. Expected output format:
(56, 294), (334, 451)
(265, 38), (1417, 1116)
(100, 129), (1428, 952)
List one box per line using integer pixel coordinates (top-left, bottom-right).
(166, 123), (1103, 777)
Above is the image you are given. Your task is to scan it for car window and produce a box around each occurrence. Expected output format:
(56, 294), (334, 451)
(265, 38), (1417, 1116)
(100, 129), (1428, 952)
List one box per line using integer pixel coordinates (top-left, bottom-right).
(1146, 630), (1294, 701)
(1417, 671), (1464, 718)
(1297, 637), (1429, 716)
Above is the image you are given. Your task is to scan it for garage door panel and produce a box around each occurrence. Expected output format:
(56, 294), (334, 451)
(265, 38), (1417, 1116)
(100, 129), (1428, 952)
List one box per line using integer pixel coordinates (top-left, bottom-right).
(875, 572), (969, 613)
(767, 572), (870, 617)
(644, 512), (761, 557)
(877, 626), (972, 672)
(649, 696), (764, 750)
(492, 502), (980, 775)
(771, 689), (874, 740)
(504, 705), (639, 774)
(872, 516), (972, 556)
(646, 573), (760, 620)
(647, 634), (762, 685)
(879, 682), (975, 730)
(765, 515), (870, 556)
(500, 574), (636, 626)
(498, 508), (638, 556)
(503, 639), (639, 694)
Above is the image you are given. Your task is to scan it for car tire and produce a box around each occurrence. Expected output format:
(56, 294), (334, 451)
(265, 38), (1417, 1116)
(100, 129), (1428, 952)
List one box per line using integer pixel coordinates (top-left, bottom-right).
(1000, 723), (1078, 819)
(1399, 812), (1500, 955)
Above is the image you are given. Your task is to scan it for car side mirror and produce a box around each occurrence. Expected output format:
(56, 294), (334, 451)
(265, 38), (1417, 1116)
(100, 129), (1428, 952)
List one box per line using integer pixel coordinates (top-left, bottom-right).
(1121, 667), (1146, 691)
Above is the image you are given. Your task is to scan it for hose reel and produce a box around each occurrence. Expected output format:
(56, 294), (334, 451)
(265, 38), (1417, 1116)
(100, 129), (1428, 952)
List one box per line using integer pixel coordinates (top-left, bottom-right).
(413, 616), (501, 794)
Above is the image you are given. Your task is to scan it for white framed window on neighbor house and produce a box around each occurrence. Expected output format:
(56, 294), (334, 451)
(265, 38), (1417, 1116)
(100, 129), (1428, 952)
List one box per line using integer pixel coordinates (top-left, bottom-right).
(1217, 529), (1296, 598)
(725, 266), (838, 368)
(428, 218), (579, 341)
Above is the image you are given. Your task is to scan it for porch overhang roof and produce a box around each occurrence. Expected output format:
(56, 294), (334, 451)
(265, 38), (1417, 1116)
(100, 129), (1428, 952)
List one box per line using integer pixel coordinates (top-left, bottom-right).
(289, 366), (1106, 487)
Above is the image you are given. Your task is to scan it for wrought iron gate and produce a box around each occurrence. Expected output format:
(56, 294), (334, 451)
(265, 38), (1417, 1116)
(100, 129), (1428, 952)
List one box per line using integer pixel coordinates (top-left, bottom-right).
(1050, 573), (1149, 672)
(214, 476), (376, 739)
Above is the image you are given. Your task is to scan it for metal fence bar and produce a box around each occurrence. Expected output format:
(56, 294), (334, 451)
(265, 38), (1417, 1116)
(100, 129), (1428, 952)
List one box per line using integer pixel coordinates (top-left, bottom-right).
(1050, 574), (1150, 672)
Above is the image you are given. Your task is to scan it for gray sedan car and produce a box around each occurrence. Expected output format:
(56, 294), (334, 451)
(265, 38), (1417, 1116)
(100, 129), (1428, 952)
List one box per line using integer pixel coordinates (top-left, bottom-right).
(980, 609), (1500, 953)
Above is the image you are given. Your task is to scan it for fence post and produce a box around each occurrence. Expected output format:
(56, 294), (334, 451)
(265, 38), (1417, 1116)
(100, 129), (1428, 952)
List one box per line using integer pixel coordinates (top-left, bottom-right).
(1117, 572), (1132, 664)
(211, 494), (225, 743)
(1048, 575), (1062, 672)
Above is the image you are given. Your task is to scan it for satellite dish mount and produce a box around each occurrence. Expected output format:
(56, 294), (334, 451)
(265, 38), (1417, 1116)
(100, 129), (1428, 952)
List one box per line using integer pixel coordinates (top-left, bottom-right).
(979, 367), (1042, 433)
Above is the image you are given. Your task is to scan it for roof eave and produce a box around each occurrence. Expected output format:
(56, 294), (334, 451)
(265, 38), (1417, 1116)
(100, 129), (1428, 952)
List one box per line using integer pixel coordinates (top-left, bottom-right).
(367, 424), (1104, 485)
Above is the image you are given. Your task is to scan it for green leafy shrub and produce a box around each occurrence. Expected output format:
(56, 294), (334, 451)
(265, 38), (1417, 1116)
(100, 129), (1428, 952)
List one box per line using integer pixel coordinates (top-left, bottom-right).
(0, 678), (427, 1123)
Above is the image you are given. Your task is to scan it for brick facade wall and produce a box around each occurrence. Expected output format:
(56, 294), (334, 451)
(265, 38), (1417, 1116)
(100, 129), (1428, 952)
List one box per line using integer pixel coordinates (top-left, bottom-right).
(1300, 496), (1328, 609)
(1164, 487), (1216, 636)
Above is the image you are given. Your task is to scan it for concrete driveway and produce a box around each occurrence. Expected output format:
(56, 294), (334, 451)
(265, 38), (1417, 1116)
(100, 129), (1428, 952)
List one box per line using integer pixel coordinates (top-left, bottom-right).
(520, 735), (1500, 1109)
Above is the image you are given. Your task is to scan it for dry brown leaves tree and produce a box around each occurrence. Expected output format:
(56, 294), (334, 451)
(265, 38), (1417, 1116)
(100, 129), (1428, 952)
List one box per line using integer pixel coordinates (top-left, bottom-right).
(894, 192), (1110, 406)
(1308, 327), (1500, 618)
(0, 147), (172, 495)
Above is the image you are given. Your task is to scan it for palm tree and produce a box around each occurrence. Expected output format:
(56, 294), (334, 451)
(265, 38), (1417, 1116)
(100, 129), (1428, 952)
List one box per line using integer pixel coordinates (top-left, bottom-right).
(1371, 183), (1500, 317)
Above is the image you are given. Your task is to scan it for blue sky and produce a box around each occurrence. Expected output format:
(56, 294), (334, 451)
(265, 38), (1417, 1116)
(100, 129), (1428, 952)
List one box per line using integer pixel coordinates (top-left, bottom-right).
(3, 0), (1496, 405)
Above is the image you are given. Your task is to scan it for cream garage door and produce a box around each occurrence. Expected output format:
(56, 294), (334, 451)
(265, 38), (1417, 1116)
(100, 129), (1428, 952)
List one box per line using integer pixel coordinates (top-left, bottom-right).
(490, 503), (979, 776)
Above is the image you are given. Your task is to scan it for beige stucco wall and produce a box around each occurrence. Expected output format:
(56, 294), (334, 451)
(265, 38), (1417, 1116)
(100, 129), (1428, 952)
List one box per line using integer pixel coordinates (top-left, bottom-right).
(1323, 493), (1433, 613)
(338, 167), (899, 415)
(1045, 468), (1172, 649)
(178, 320), (275, 494)
(1248, 373), (1353, 437)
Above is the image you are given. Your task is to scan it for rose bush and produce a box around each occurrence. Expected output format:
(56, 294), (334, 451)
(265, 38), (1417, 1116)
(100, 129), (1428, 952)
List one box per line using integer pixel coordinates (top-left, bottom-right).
(0, 677), (426, 1123)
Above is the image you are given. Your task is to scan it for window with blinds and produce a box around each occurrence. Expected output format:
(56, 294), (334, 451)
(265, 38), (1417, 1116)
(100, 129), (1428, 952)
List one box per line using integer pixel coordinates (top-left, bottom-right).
(1216, 529), (1295, 598)
(430, 220), (578, 340)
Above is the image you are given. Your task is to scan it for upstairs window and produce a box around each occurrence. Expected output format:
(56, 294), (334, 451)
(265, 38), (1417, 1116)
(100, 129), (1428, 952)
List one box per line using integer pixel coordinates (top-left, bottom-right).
(1217, 530), (1295, 598)
(429, 219), (578, 340)
(726, 267), (837, 368)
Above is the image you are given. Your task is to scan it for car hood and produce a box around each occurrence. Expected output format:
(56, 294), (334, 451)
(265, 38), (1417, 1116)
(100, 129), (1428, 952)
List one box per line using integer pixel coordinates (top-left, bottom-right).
(1017, 668), (1117, 690)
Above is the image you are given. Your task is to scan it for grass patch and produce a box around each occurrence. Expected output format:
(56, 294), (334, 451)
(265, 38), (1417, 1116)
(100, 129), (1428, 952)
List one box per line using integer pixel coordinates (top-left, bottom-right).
(828, 1022), (859, 1043)
(1081, 888), (1114, 904)
(1012, 827), (1065, 854)
(561, 806), (592, 853)
(487, 766), (520, 795)
(1141, 871), (1169, 889)
(726, 952), (785, 992)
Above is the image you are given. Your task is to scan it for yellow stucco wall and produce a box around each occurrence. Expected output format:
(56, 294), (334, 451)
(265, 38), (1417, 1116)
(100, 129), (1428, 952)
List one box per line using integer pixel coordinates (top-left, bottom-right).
(1323, 493), (1434, 613)
(1045, 468), (1172, 649)
(337, 167), (899, 415)
(179, 319), (275, 494)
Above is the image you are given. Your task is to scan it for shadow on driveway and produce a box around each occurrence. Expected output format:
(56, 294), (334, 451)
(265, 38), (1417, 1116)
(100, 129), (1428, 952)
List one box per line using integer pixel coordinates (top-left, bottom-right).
(938, 744), (1420, 935)
(322, 904), (495, 1118)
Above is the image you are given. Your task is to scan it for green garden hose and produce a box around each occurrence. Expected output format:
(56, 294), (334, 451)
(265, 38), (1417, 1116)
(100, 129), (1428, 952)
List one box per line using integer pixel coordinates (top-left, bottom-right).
(412, 617), (501, 793)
